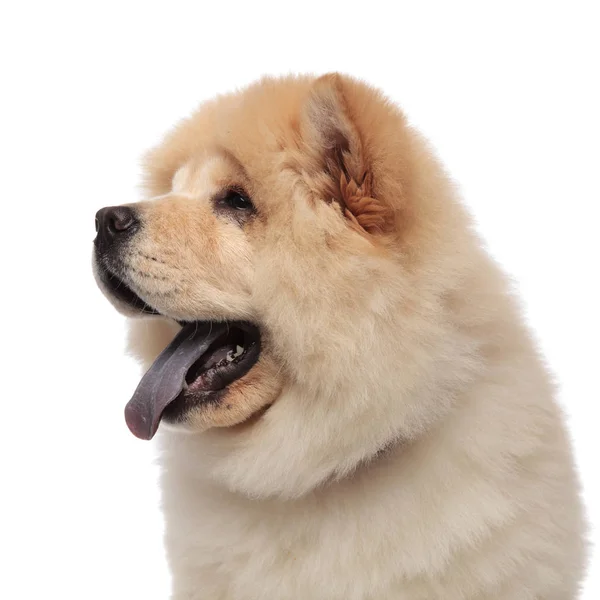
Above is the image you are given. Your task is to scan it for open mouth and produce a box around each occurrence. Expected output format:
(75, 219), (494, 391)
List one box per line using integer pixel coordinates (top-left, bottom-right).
(124, 321), (261, 440)
(95, 261), (262, 440)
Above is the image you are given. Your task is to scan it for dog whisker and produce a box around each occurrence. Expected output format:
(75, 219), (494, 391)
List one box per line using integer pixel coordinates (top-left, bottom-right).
(134, 250), (181, 269)
(129, 266), (172, 282)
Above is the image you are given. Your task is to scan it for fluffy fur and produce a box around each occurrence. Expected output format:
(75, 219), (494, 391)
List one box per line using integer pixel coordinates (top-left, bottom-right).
(112, 74), (586, 598)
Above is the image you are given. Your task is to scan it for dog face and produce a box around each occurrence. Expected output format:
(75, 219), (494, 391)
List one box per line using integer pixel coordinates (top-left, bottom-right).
(94, 148), (283, 434)
(94, 74), (479, 498)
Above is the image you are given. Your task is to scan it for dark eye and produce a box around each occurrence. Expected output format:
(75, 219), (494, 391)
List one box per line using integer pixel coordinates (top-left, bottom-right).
(214, 189), (256, 225)
(222, 190), (254, 211)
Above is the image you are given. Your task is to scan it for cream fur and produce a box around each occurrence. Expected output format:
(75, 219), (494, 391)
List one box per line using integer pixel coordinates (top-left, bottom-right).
(116, 74), (586, 599)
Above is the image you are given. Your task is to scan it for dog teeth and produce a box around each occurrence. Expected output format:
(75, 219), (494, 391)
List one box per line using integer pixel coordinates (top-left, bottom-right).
(226, 345), (245, 362)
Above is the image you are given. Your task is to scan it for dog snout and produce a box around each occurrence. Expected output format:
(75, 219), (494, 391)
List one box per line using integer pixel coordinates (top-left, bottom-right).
(94, 205), (138, 253)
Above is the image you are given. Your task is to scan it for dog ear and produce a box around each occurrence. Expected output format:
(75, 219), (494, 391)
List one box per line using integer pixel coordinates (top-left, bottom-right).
(300, 74), (392, 235)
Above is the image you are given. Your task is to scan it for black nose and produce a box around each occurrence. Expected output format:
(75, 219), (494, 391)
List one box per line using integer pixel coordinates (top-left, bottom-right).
(94, 206), (138, 253)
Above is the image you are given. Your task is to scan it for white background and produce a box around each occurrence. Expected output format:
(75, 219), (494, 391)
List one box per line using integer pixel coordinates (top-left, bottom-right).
(1, 1), (597, 598)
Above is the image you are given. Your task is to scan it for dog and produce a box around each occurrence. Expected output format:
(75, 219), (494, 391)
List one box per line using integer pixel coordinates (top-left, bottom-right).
(93, 73), (587, 599)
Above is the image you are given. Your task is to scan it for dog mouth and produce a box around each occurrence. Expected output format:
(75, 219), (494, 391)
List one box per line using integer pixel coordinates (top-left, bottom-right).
(124, 321), (261, 440)
(96, 262), (261, 440)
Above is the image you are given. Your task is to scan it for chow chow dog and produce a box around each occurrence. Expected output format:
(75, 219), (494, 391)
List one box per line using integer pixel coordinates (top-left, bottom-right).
(93, 74), (586, 599)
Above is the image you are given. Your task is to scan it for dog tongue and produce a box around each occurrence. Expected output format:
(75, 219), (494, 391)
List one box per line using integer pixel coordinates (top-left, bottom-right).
(124, 322), (228, 440)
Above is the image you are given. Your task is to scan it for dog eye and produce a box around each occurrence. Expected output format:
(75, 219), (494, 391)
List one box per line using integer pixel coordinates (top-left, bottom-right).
(213, 189), (256, 225)
(222, 191), (254, 211)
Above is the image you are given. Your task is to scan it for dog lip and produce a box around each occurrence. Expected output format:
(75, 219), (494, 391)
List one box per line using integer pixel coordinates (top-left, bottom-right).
(97, 262), (160, 316)
(185, 324), (260, 391)
(162, 323), (261, 426)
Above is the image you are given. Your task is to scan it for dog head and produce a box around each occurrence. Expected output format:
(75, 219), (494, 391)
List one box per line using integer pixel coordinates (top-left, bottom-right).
(93, 74), (479, 498)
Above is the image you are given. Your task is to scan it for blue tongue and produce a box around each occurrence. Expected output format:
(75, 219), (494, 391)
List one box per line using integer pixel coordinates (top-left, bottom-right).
(124, 322), (228, 440)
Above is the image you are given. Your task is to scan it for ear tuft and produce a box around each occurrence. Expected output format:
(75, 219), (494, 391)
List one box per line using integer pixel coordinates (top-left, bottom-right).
(339, 171), (392, 235)
(301, 74), (393, 235)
